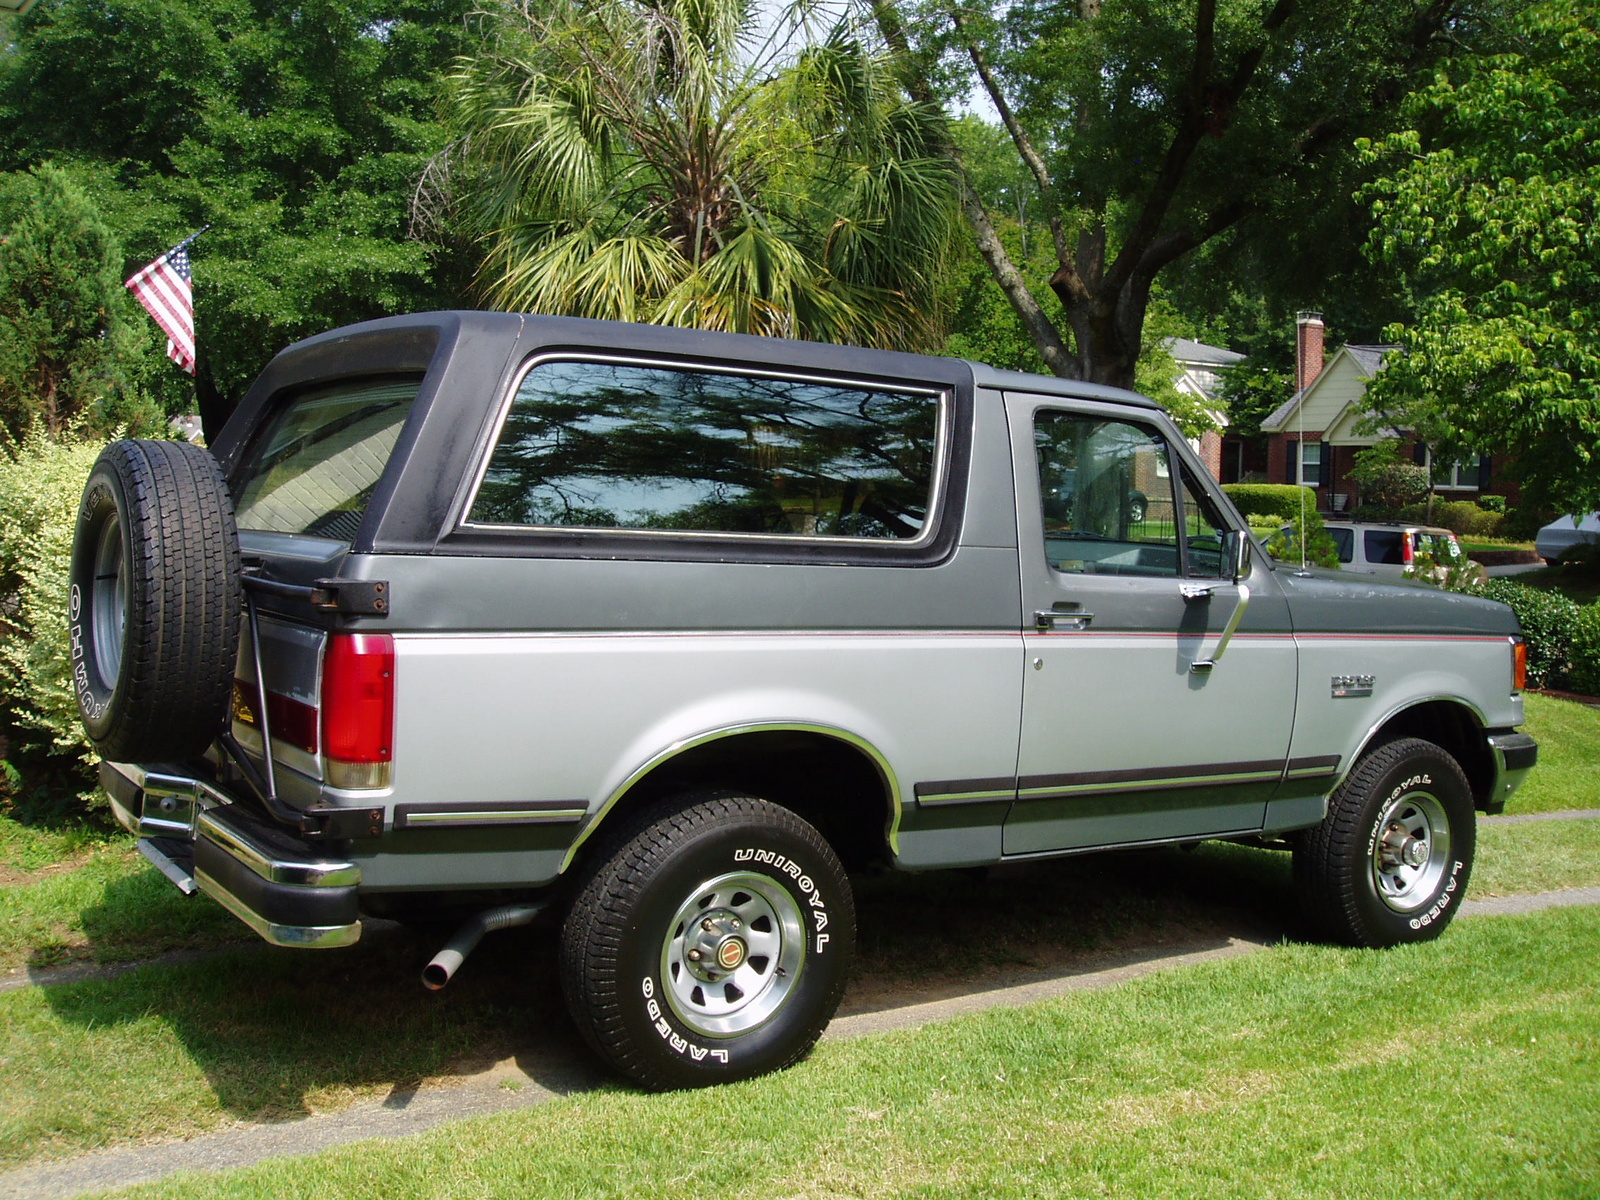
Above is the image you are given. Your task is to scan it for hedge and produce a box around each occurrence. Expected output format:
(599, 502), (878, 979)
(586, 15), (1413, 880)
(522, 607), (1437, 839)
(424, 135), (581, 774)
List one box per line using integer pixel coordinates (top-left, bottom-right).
(1471, 579), (1579, 689)
(1221, 483), (1318, 521)
(1569, 605), (1600, 697)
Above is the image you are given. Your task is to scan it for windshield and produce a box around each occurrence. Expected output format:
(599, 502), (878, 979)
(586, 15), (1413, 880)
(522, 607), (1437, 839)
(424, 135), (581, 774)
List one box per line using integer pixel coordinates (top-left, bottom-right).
(232, 378), (420, 541)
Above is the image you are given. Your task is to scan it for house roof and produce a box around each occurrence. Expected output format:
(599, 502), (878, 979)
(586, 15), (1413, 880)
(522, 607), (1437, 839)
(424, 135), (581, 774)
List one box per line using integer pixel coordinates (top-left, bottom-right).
(1261, 344), (1398, 433)
(1165, 337), (1246, 369)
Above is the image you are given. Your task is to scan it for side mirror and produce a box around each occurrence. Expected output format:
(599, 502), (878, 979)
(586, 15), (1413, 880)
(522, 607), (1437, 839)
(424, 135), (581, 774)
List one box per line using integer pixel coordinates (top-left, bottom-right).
(1226, 529), (1251, 582)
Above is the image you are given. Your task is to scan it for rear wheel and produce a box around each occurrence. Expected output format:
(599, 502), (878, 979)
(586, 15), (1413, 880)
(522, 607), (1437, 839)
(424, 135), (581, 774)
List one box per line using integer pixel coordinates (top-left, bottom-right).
(560, 793), (854, 1090)
(69, 439), (242, 762)
(1294, 737), (1475, 948)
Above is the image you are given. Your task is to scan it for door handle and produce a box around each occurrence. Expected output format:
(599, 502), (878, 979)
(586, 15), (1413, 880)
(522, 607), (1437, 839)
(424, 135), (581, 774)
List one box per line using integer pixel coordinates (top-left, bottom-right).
(1035, 609), (1094, 631)
(1190, 584), (1250, 672)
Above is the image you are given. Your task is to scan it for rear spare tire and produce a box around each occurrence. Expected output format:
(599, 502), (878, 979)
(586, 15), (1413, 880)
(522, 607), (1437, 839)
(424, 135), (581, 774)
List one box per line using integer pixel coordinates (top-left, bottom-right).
(69, 439), (243, 761)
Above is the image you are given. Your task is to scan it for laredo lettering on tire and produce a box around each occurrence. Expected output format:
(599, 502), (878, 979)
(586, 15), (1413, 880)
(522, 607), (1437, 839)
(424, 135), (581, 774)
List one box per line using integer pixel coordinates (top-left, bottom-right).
(559, 793), (855, 1090)
(69, 439), (243, 762)
(1294, 737), (1476, 949)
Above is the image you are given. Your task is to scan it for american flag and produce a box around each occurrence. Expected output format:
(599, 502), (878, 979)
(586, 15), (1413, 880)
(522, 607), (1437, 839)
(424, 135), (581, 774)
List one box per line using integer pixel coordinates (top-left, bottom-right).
(126, 237), (198, 375)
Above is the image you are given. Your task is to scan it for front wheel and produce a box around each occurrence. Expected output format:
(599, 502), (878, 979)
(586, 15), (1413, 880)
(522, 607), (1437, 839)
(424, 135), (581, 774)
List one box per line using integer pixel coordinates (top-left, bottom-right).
(560, 793), (855, 1090)
(1294, 737), (1476, 948)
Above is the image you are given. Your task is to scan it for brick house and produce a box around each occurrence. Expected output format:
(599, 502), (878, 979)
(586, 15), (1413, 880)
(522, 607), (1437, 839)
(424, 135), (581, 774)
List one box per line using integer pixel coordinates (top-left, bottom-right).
(1259, 312), (1507, 513)
(1166, 336), (1241, 481)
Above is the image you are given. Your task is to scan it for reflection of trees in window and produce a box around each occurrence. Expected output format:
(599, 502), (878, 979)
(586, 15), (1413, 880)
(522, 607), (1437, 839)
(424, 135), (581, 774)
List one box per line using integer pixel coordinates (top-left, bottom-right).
(1035, 414), (1165, 538)
(470, 362), (939, 538)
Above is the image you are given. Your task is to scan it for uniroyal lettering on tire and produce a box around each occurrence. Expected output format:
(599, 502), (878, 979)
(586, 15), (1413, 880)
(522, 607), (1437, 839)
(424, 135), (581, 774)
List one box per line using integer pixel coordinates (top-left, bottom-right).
(559, 792), (855, 1090)
(1294, 737), (1476, 949)
(68, 439), (243, 762)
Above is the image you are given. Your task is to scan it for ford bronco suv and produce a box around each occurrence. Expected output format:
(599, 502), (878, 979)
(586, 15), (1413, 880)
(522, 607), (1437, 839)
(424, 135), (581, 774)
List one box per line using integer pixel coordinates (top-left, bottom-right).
(72, 312), (1537, 1090)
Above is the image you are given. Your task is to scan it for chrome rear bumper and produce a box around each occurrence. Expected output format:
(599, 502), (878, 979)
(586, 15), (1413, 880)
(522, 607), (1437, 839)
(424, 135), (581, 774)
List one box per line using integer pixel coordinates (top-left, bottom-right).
(102, 761), (362, 948)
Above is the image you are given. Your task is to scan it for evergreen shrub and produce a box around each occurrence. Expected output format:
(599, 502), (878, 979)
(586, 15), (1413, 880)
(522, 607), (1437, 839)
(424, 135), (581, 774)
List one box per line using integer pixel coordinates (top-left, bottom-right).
(0, 431), (107, 770)
(1222, 483), (1318, 521)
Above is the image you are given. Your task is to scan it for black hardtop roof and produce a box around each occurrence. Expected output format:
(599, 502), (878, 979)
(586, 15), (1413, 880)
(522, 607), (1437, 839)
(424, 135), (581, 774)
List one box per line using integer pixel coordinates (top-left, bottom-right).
(275, 311), (1162, 406)
(227, 310), (1161, 451)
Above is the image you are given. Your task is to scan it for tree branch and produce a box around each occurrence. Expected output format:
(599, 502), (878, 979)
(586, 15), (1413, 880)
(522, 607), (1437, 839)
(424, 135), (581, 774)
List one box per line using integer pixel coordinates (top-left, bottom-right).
(1103, 0), (1295, 298)
(949, 9), (1070, 265)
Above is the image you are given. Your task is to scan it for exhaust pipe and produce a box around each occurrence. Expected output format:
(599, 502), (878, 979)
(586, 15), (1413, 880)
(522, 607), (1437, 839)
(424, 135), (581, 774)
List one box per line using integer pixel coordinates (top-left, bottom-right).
(422, 901), (545, 990)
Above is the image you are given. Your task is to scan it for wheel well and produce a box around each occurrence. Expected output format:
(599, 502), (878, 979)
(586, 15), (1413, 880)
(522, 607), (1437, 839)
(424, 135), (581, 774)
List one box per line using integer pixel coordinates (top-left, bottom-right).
(584, 730), (896, 872)
(1366, 701), (1494, 809)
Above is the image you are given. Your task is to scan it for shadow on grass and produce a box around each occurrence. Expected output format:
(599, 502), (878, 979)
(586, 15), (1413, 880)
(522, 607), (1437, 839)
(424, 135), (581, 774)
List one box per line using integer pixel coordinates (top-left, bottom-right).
(28, 839), (1301, 1131)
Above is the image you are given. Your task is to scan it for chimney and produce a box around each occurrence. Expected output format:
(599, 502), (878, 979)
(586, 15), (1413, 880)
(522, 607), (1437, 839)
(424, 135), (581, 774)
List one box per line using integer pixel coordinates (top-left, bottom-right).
(1296, 311), (1325, 393)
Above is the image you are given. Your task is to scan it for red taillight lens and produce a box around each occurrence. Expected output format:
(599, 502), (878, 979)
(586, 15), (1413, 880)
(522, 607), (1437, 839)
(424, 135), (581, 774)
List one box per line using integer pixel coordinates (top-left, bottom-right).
(321, 633), (394, 787)
(1402, 534), (1415, 564)
(1513, 639), (1528, 693)
(233, 680), (319, 755)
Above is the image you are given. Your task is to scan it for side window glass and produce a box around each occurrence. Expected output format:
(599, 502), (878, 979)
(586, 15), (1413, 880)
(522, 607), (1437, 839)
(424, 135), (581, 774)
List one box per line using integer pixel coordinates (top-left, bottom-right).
(1328, 526), (1355, 563)
(1366, 530), (1404, 565)
(1035, 412), (1180, 576)
(1177, 474), (1231, 578)
(467, 360), (940, 540)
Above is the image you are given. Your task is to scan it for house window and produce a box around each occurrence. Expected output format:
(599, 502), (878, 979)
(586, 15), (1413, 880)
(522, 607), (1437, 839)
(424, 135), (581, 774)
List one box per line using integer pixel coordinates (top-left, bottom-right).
(1430, 452), (1486, 491)
(1298, 441), (1323, 487)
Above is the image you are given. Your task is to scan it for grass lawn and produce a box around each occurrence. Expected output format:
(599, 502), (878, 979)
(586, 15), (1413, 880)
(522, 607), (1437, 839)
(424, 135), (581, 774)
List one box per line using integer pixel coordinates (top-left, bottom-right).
(91, 904), (1600, 1200)
(1512, 562), (1600, 605)
(0, 832), (243, 972)
(1, 808), (1596, 1174)
(1510, 693), (1600, 814)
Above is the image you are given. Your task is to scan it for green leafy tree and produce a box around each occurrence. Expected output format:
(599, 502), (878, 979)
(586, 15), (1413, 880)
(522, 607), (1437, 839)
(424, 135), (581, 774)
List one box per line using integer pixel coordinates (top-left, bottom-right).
(1361, 0), (1600, 517)
(0, 0), (475, 416)
(0, 166), (159, 440)
(425, 0), (958, 350)
(870, 0), (1493, 389)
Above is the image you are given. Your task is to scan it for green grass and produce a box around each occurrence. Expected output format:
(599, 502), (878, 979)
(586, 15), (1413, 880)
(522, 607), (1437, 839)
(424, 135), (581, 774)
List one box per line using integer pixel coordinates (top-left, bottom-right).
(2, 811), (1596, 1175)
(0, 842), (244, 971)
(1477, 819), (1600, 895)
(1510, 693), (1600, 814)
(0, 812), (110, 877)
(96, 905), (1600, 1200)
(0, 930), (552, 1166)
(1513, 562), (1600, 605)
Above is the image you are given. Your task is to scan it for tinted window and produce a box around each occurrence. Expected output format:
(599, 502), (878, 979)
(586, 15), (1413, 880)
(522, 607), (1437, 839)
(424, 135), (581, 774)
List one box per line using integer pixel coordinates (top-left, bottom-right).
(1365, 530), (1405, 564)
(468, 361), (940, 540)
(1328, 527), (1355, 563)
(233, 378), (419, 540)
(1036, 412), (1197, 577)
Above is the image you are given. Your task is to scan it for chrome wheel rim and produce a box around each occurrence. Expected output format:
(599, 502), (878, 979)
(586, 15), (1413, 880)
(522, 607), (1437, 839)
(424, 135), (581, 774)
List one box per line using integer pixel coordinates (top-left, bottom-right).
(1372, 789), (1451, 912)
(91, 515), (127, 690)
(660, 870), (805, 1038)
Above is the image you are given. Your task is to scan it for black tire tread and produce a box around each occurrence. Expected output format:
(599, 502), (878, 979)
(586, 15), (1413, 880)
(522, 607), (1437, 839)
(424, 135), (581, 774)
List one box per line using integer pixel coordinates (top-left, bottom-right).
(1294, 736), (1472, 948)
(560, 792), (850, 1090)
(79, 439), (242, 761)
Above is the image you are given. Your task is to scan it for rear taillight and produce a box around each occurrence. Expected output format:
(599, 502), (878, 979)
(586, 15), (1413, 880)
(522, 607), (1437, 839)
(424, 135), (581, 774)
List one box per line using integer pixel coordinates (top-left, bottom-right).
(321, 632), (394, 789)
(233, 680), (319, 755)
(1512, 638), (1528, 694)
(1402, 534), (1415, 565)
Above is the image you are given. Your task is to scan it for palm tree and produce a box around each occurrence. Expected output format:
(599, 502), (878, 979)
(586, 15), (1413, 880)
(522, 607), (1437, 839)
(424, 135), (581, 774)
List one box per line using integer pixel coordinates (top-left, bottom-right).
(418, 0), (958, 350)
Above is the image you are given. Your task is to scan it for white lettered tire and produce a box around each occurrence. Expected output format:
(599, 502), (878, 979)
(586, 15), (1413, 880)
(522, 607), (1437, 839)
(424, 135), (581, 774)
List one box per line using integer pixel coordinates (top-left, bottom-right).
(559, 793), (855, 1089)
(1294, 737), (1476, 948)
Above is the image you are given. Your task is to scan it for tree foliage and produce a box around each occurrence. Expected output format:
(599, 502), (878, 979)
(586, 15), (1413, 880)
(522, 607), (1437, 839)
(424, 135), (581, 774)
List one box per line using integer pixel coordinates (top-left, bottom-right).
(0, 0), (475, 416)
(871, 0), (1493, 389)
(0, 166), (160, 441)
(425, 0), (959, 350)
(1361, 0), (1600, 516)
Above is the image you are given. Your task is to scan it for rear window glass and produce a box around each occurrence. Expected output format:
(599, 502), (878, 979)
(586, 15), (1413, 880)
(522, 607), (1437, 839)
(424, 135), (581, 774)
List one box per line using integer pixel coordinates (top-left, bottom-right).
(232, 378), (419, 540)
(1364, 530), (1405, 564)
(467, 360), (941, 540)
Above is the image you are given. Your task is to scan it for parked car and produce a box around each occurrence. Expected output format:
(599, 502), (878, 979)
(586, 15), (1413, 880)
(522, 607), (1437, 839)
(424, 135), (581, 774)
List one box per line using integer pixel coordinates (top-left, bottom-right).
(1535, 513), (1600, 565)
(1314, 520), (1481, 582)
(74, 313), (1536, 1090)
